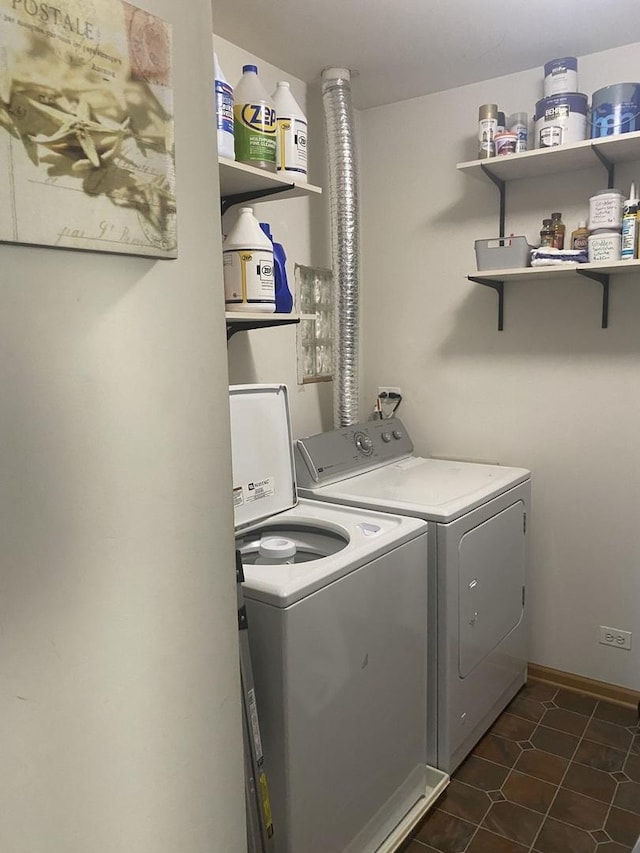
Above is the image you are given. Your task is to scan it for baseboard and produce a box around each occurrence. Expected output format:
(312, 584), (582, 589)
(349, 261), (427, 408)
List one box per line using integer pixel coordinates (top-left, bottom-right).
(528, 662), (640, 710)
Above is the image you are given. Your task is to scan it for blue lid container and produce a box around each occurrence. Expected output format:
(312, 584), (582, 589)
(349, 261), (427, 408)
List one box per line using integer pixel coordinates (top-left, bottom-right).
(544, 57), (577, 76)
(544, 57), (578, 97)
(591, 83), (640, 138)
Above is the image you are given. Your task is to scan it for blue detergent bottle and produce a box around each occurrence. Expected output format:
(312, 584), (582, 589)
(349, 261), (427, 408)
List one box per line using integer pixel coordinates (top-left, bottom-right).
(259, 222), (293, 313)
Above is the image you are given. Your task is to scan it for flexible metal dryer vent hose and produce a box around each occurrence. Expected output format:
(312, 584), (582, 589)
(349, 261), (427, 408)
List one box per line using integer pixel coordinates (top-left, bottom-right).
(321, 67), (360, 428)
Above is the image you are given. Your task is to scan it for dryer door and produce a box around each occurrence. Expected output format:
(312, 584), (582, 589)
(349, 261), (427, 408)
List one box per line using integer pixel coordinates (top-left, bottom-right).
(458, 500), (525, 678)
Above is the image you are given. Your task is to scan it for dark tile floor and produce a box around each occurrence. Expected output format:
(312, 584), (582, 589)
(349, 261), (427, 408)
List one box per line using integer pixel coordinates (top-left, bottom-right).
(403, 680), (640, 853)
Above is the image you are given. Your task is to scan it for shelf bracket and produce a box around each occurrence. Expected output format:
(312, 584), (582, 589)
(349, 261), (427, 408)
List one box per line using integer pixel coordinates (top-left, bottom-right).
(480, 164), (506, 238)
(575, 268), (610, 328)
(221, 184), (293, 216)
(226, 315), (301, 341)
(468, 276), (504, 331)
(591, 145), (615, 189)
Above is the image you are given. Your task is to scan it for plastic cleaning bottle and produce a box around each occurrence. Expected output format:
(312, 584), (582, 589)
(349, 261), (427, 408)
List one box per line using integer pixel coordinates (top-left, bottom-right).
(223, 207), (275, 312)
(233, 64), (276, 172)
(259, 222), (293, 313)
(570, 220), (590, 251)
(551, 212), (565, 249)
(621, 182), (639, 260)
(214, 52), (234, 159)
(271, 81), (308, 177)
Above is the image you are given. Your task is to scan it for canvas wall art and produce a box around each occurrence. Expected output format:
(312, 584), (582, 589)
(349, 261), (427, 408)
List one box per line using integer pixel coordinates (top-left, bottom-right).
(0, 0), (176, 258)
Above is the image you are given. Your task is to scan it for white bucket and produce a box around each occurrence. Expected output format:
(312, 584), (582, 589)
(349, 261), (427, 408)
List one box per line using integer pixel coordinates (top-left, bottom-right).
(588, 230), (621, 263)
(589, 190), (625, 230)
(534, 93), (588, 148)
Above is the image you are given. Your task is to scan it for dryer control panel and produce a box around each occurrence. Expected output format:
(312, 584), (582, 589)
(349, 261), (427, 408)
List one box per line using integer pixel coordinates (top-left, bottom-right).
(295, 417), (414, 488)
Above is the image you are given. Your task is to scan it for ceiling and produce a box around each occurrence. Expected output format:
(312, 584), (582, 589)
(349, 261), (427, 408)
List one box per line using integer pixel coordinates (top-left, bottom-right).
(211, 0), (640, 109)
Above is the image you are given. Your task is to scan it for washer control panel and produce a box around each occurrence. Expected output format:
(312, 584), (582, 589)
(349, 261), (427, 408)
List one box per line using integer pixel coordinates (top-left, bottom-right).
(295, 417), (414, 487)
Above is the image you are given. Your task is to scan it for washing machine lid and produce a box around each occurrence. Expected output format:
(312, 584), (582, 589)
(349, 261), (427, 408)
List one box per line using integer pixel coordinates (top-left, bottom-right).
(229, 384), (297, 531)
(239, 499), (428, 606)
(299, 457), (530, 522)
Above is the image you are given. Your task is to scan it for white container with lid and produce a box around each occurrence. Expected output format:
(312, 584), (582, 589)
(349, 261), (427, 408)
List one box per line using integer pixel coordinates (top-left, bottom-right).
(543, 57), (578, 97)
(588, 230), (622, 263)
(589, 189), (625, 230)
(223, 207), (275, 313)
(271, 81), (308, 177)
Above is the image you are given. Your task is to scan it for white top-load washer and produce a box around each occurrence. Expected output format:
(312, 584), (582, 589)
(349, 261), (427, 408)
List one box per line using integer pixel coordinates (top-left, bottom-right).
(294, 416), (531, 774)
(230, 386), (447, 853)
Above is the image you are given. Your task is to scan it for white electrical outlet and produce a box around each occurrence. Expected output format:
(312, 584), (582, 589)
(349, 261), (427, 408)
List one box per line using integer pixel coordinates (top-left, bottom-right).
(599, 625), (632, 650)
(378, 386), (402, 397)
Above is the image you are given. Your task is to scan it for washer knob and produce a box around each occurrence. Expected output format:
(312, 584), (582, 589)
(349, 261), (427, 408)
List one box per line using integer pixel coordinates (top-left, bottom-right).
(381, 432), (392, 443)
(392, 429), (403, 440)
(354, 431), (373, 455)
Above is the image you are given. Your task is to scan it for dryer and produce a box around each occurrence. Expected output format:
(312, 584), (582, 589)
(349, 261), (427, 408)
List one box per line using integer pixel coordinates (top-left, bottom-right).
(295, 416), (531, 773)
(230, 387), (447, 853)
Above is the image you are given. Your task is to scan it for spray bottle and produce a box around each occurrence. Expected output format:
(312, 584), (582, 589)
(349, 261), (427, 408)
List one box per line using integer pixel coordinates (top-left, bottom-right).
(621, 181), (639, 260)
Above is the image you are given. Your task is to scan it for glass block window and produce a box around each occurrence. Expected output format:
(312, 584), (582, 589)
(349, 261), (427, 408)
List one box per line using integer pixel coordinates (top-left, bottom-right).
(295, 264), (333, 384)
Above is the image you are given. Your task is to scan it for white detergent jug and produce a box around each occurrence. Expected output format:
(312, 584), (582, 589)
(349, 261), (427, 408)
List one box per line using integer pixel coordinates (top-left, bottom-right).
(223, 207), (275, 313)
(272, 81), (308, 177)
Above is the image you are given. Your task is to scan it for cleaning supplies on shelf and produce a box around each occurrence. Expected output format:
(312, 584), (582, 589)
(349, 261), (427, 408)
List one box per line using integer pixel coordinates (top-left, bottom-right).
(259, 222), (293, 313)
(271, 81), (308, 177)
(621, 182), (639, 260)
(233, 64), (277, 172)
(223, 207), (275, 313)
(570, 221), (590, 251)
(214, 52), (235, 159)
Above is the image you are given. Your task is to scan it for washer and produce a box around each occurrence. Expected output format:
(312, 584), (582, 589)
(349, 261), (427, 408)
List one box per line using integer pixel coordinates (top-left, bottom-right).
(230, 387), (447, 853)
(295, 415), (531, 773)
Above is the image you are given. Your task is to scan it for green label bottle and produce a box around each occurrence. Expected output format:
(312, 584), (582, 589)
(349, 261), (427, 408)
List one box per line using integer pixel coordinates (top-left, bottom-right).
(234, 65), (277, 172)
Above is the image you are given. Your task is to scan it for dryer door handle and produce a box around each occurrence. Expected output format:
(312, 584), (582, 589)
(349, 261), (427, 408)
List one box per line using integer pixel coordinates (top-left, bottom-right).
(468, 578), (478, 626)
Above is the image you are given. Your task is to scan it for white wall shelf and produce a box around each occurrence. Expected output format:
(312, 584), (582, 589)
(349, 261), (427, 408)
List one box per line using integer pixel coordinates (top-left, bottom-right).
(226, 311), (316, 339)
(457, 130), (640, 184)
(469, 260), (640, 330)
(469, 259), (640, 281)
(219, 157), (321, 214)
(219, 158), (322, 340)
(459, 132), (640, 329)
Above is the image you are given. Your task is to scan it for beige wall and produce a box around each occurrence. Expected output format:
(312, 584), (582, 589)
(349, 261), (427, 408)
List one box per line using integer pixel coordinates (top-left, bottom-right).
(359, 43), (640, 690)
(215, 36), (334, 438)
(0, 2), (246, 851)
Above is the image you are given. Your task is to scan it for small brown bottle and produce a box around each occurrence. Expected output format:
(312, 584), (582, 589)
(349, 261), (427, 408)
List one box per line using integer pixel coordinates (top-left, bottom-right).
(570, 220), (590, 251)
(551, 212), (565, 249)
(540, 218), (554, 246)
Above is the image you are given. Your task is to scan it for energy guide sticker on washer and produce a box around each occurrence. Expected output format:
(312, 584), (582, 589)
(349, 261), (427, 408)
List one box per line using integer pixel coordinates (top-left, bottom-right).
(245, 476), (275, 503)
